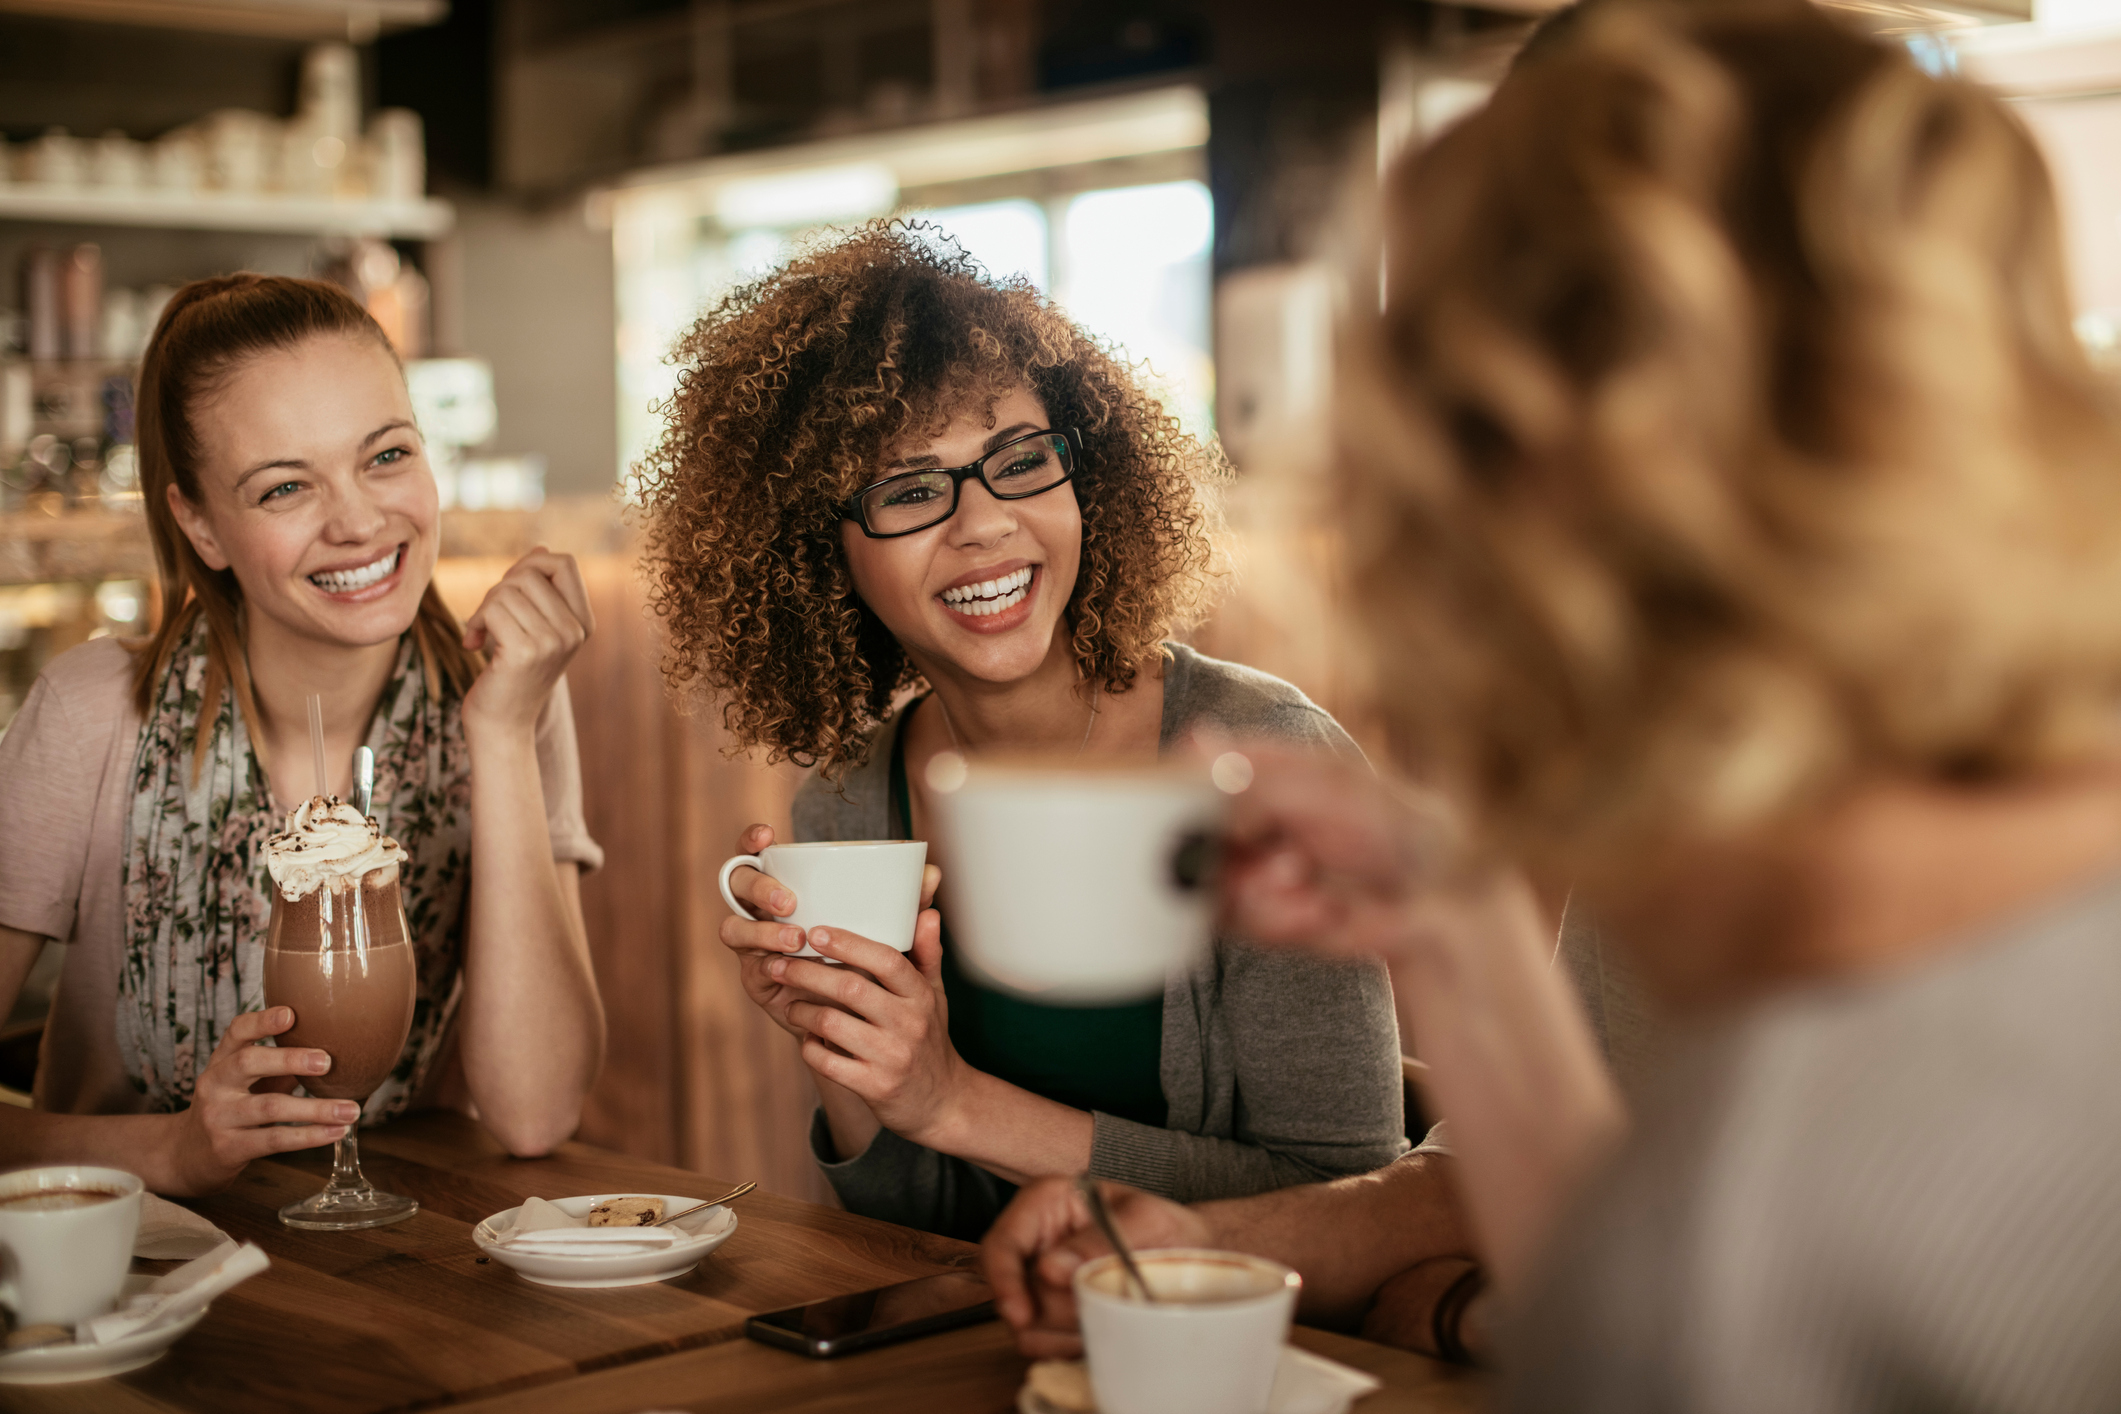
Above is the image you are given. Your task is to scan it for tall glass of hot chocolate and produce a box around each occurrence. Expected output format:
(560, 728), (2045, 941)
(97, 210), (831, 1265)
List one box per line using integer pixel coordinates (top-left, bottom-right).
(263, 796), (420, 1231)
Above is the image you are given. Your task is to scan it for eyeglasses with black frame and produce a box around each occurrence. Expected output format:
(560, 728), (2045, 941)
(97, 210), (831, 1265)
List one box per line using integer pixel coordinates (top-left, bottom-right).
(840, 428), (1082, 539)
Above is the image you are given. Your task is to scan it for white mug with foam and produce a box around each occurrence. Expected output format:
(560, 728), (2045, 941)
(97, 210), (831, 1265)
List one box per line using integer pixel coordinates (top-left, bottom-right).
(0, 1165), (144, 1327)
(1076, 1248), (1301, 1414)
(717, 840), (928, 960)
(927, 757), (1231, 1003)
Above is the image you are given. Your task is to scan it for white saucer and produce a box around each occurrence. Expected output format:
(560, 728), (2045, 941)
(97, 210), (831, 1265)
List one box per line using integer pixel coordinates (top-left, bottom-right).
(0, 1276), (207, 1385)
(1017, 1345), (1384, 1414)
(472, 1193), (739, 1289)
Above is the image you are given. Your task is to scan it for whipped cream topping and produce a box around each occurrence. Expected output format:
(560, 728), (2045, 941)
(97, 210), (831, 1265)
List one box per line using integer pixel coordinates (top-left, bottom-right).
(264, 796), (408, 901)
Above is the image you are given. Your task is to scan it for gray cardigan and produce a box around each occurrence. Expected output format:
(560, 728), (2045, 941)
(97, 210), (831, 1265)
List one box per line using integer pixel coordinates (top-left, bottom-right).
(792, 643), (1411, 1239)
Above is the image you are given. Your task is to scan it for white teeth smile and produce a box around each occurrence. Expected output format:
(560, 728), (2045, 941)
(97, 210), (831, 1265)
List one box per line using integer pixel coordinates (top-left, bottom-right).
(309, 548), (400, 594)
(941, 567), (1033, 618)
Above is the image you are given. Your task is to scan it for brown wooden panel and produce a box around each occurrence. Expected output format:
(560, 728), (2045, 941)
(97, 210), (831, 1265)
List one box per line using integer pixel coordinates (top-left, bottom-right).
(560, 552), (827, 1205)
(672, 707), (821, 1205)
(568, 551), (687, 1167)
(555, 551), (827, 1204)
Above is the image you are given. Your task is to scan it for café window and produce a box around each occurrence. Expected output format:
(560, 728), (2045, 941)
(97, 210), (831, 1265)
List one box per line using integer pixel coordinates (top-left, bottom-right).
(605, 86), (1212, 491)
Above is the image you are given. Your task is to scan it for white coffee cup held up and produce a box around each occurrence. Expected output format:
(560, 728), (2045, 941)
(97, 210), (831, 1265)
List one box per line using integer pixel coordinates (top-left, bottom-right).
(717, 840), (928, 960)
(0, 1165), (144, 1327)
(925, 755), (1237, 1003)
(1075, 1248), (1301, 1414)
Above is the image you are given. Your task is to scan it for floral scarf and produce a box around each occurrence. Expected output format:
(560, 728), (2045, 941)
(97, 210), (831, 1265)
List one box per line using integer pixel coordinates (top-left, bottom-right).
(118, 619), (473, 1122)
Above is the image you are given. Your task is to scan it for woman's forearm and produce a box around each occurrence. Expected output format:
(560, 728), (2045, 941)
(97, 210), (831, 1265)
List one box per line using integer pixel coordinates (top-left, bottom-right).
(0, 935), (190, 1186)
(816, 1071), (883, 1160)
(914, 1067), (1094, 1186)
(1393, 872), (1624, 1294)
(810, 1051), (1093, 1184)
(459, 728), (605, 1154)
(0, 1109), (195, 1193)
(1195, 1151), (1472, 1327)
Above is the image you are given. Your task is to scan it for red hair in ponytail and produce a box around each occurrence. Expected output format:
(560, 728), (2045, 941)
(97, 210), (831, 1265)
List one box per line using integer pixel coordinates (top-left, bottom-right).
(129, 274), (474, 779)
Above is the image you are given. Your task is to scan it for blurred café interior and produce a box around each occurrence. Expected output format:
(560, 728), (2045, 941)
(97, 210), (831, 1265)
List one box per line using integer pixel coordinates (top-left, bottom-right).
(3, 0), (2120, 1207)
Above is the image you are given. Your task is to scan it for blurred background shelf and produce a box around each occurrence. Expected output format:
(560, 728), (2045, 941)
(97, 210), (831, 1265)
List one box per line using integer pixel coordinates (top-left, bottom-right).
(0, 0), (444, 41)
(0, 187), (454, 237)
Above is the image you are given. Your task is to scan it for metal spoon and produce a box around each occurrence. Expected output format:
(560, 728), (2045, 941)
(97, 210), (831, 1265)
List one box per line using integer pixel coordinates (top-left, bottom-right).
(655, 1180), (756, 1228)
(1077, 1175), (1157, 1303)
(353, 745), (375, 818)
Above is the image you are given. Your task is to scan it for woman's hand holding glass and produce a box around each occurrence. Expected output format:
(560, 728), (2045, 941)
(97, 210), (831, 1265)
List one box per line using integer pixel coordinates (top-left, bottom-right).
(166, 1005), (360, 1194)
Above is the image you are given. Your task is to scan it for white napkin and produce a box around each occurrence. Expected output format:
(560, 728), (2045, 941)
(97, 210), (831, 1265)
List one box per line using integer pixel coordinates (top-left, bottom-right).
(1266, 1346), (1385, 1414)
(1023, 1346), (1383, 1414)
(499, 1227), (682, 1255)
(494, 1197), (732, 1256)
(134, 1193), (233, 1261)
(497, 1196), (676, 1256)
(78, 1239), (269, 1347)
(509, 1196), (579, 1234)
(668, 1206), (733, 1239)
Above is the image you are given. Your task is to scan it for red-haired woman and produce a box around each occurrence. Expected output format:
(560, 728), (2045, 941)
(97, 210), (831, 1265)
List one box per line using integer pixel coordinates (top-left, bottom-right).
(0, 275), (606, 1194)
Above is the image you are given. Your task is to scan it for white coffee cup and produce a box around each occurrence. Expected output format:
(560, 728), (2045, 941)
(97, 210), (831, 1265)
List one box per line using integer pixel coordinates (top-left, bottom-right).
(1075, 1248), (1301, 1414)
(718, 840), (928, 960)
(927, 757), (1230, 1002)
(0, 1165), (144, 1327)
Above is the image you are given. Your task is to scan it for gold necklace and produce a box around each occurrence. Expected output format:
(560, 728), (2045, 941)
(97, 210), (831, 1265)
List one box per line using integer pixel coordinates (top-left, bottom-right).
(935, 680), (1101, 757)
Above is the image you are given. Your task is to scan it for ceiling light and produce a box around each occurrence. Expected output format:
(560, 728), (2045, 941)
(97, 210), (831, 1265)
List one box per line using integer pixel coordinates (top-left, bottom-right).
(714, 164), (897, 230)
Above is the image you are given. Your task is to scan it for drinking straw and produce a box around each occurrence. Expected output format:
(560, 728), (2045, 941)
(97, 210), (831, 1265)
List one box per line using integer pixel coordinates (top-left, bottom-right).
(307, 693), (329, 801)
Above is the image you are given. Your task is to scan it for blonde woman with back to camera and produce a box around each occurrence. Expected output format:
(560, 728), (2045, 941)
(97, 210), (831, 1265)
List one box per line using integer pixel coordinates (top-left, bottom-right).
(985, 1), (2121, 1405)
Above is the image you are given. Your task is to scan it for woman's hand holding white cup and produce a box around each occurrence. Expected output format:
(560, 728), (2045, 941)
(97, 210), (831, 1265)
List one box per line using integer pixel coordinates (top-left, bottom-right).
(717, 831), (929, 959)
(718, 824), (939, 1038)
(720, 825), (967, 1145)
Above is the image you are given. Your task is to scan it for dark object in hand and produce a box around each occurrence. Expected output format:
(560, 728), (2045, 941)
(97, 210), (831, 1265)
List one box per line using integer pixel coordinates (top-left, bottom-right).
(1169, 831), (1220, 892)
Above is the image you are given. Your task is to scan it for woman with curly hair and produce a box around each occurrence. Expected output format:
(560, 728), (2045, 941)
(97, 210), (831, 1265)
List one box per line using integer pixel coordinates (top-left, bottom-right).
(636, 222), (1414, 1240)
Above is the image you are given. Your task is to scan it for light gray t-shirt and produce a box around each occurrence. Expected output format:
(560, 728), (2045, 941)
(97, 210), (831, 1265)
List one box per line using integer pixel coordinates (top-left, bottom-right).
(1506, 868), (2121, 1413)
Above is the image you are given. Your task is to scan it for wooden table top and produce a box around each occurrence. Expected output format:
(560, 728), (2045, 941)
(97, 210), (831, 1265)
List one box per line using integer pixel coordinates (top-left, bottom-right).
(3, 1110), (1485, 1414)
(443, 1320), (1485, 1414)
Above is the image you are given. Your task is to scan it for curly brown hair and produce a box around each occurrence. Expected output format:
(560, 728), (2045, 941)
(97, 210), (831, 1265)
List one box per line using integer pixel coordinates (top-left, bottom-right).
(636, 220), (1227, 777)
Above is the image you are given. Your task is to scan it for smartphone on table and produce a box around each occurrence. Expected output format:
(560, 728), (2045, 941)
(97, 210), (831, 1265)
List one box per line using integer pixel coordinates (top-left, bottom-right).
(745, 1270), (997, 1358)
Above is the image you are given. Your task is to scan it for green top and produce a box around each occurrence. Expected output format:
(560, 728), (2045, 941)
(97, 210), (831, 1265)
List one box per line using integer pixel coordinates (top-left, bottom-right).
(888, 701), (1167, 1129)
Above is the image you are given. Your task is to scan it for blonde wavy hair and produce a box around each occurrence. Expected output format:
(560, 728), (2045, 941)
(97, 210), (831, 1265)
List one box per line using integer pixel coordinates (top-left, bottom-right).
(1338, 0), (2121, 872)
